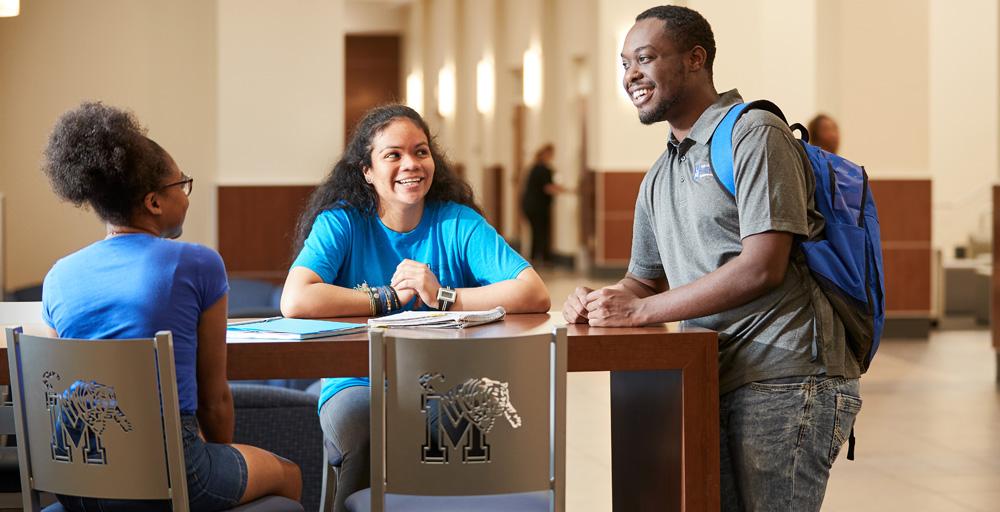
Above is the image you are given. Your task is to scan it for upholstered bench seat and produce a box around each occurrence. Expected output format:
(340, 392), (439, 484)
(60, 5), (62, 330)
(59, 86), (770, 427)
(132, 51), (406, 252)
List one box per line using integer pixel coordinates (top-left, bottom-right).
(344, 489), (552, 512)
(42, 496), (304, 512)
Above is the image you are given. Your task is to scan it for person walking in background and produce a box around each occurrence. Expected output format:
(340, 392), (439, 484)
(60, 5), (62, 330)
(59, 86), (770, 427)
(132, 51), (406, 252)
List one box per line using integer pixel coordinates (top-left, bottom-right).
(520, 144), (569, 266)
(808, 113), (840, 154)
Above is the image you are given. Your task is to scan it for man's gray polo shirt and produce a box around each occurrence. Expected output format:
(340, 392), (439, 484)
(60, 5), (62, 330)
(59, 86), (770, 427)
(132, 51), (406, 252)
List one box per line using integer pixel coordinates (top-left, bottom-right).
(628, 89), (860, 395)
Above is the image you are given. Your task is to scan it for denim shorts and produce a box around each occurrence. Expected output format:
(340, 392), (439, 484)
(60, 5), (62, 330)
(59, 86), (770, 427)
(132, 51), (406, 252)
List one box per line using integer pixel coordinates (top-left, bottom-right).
(57, 415), (248, 512)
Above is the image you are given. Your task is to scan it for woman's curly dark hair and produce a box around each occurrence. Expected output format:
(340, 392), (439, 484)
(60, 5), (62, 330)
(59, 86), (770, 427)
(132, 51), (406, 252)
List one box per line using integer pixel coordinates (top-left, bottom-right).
(42, 101), (170, 226)
(292, 104), (481, 256)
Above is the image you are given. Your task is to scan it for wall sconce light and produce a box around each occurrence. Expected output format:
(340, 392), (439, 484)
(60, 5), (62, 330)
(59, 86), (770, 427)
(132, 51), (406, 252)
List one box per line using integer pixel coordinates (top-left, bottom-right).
(406, 71), (424, 115)
(522, 45), (542, 109)
(0, 0), (20, 17)
(437, 63), (456, 118)
(476, 54), (495, 115)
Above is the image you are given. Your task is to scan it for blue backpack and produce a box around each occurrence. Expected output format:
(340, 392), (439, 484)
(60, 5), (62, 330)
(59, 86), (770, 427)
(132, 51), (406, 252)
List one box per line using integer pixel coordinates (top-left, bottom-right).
(710, 100), (886, 375)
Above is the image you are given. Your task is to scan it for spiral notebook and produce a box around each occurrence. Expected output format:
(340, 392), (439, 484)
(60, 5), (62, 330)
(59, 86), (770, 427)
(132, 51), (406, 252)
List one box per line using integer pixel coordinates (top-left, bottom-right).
(367, 306), (506, 329)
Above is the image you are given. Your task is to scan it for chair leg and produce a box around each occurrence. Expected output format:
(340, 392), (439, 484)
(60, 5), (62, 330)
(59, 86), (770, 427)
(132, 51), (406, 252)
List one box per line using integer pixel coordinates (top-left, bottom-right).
(319, 451), (337, 512)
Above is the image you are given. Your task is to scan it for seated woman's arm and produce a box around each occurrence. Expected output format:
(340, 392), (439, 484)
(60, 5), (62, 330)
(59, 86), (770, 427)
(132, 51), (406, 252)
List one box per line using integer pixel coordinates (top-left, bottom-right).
(391, 261), (551, 313)
(196, 294), (235, 443)
(280, 266), (372, 318)
(284, 264), (550, 317)
(452, 267), (550, 313)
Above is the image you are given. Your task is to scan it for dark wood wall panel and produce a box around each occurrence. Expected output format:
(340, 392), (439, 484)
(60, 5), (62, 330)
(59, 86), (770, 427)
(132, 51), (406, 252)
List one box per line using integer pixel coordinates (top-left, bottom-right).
(218, 186), (315, 282)
(882, 248), (932, 312)
(603, 173), (646, 210)
(870, 179), (932, 317)
(483, 165), (504, 234)
(581, 169), (597, 259)
(596, 171), (645, 265)
(993, 186), (999, 350)
(603, 218), (636, 261)
(345, 35), (401, 146)
(870, 180), (932, 242)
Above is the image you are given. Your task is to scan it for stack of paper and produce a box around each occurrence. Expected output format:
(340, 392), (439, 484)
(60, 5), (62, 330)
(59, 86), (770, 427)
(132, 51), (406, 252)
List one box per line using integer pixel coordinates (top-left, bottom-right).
(227, 317), (366, 340)
(368, 306), (506, 329)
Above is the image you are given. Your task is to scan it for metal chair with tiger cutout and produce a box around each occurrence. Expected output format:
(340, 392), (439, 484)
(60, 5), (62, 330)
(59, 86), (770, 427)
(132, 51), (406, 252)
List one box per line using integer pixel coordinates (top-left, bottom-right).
(339, 326), (566, 512)
(5, 327), (303, 512)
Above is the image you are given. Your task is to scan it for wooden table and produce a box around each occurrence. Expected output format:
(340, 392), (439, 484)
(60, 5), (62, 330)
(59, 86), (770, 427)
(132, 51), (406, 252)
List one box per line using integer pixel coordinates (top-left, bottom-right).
(3, 314), (720, 511)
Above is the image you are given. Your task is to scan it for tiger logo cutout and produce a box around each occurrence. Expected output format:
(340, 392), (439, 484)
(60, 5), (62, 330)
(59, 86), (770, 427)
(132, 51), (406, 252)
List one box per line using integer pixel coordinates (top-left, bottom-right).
(418, 372), (520, 464)
(43, 371), (133, 465)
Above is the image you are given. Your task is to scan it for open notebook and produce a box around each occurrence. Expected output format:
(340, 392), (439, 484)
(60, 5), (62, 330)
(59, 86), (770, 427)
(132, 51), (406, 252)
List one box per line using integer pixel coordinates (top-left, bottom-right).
(227, 317), (366, 340)
(367, 306), (506, 329)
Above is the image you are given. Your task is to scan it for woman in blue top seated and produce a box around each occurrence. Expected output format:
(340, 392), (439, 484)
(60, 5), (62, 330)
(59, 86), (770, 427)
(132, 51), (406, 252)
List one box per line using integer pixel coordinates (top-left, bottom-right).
(40, 102), (302, 512)
(281, 104), (550, 511)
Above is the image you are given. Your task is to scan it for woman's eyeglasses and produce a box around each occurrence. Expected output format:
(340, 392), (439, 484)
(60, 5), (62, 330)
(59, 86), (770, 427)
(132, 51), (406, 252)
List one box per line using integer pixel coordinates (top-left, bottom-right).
(157, 174), (194, 197)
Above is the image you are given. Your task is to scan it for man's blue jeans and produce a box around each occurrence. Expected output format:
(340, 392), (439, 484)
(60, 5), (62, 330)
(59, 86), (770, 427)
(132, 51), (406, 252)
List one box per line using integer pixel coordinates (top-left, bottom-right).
(720, 376), (862, 512)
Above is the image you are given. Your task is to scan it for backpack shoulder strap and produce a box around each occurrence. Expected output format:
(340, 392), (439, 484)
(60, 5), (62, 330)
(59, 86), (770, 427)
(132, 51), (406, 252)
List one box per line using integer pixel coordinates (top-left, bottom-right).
(709, 99), (789, 197)
(710, 103), (748, 197)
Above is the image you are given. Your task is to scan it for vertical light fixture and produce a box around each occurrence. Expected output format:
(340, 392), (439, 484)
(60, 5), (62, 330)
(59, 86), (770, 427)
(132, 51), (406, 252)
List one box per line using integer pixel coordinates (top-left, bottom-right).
(476, 54), (495, 115)
(522, 44), (542, 109)
(437, 63), (456, 118)
(0, 0), (19, 17)
(406, 71), (424, 115)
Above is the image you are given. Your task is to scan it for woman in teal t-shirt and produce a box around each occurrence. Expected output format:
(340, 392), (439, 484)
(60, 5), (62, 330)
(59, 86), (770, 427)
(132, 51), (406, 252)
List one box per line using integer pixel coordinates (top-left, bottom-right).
(281, 104), (550, 511)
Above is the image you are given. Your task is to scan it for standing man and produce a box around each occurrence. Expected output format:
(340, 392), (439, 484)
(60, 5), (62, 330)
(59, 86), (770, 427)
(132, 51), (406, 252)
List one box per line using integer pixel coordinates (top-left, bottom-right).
(563, 6), (861, 511)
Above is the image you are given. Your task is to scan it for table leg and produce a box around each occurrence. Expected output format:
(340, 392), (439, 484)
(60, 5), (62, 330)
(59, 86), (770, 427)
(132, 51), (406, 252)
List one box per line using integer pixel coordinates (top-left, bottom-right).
(611, 370), (683, 512)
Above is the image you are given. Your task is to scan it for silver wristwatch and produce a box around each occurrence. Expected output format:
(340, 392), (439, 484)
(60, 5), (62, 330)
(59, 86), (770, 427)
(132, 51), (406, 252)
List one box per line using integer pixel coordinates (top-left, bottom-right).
(436, 286), (456, 311)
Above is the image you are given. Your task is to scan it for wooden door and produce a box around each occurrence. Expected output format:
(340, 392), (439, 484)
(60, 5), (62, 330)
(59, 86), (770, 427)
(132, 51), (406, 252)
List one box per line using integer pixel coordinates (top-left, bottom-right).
(345, 35), (402, 146)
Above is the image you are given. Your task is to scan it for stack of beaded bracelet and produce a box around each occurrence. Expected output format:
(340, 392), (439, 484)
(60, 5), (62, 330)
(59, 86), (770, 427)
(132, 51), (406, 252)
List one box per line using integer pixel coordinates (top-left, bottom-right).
(355, 282), (375, 316)
(354, 282), (402, 316)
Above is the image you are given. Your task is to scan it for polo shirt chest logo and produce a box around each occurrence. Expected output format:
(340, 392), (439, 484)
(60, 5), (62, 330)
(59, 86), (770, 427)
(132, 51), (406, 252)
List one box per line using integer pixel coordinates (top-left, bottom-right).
(691, 161), (714, 181)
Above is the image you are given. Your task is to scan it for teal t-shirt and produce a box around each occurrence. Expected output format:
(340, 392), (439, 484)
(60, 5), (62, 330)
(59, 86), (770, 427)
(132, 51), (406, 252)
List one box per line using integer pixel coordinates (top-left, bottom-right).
(290, 201), (530, 409)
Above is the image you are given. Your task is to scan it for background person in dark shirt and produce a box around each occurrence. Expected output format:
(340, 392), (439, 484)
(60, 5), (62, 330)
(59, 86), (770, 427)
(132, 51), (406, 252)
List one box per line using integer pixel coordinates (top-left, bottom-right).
(520, 144), (568, 264)
(807, 113), (840, 154)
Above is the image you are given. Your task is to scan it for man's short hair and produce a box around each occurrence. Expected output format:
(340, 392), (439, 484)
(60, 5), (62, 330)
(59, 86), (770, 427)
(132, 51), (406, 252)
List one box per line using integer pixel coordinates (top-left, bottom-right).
(636, 5), (716, 75)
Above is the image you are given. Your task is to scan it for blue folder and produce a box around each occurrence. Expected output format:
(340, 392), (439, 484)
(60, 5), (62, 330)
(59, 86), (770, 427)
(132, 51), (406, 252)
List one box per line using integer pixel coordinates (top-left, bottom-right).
(227, 317), (366, 340)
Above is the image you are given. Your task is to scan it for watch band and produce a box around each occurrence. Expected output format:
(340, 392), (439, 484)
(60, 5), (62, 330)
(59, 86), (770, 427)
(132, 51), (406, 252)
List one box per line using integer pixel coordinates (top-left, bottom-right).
(436, 286), (456, 311)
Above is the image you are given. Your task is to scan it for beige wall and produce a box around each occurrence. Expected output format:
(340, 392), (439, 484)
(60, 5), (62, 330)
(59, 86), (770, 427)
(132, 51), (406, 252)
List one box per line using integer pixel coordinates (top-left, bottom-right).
(929, 0), (998, 256)
(344, 0), (407, 34)
(0, 0), (216, 290)
(216, 0), (345, 186)
(693, 0), (818, 123)
(833, 0), (929, 177)
(589, 0), (671, 172)
(548, 0), (595, 259)
(2, 0), (998, 289)
(456, 0), (493, 201)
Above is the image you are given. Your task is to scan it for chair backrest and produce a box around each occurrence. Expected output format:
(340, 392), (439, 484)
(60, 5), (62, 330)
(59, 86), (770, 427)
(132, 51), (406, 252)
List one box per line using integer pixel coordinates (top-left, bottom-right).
(228, 278), (282, 318)
(6, 285), (43, 302)
(369, 327), (567, 512)
(5, 327), (188, 512)
(0, 302), (43, 325)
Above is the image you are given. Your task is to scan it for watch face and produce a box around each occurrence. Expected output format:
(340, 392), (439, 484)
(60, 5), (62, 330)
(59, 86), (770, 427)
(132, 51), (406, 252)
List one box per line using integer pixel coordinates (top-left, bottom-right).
(439, 288), (456, 301)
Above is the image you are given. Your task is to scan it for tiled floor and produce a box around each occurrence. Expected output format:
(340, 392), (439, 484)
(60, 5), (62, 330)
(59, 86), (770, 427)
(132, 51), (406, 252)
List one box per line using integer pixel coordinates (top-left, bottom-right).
(538, 268), (1000, 512)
